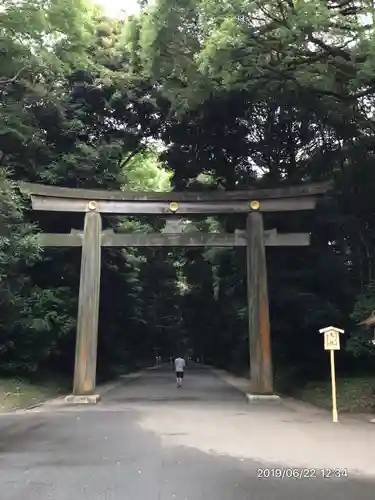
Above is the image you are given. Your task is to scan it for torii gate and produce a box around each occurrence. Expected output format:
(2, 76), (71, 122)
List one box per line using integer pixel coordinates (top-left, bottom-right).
(20, 181), (329, 403)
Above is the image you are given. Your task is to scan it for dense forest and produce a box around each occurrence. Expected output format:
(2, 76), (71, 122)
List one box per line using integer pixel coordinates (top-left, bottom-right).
(1, 0), (375, 398)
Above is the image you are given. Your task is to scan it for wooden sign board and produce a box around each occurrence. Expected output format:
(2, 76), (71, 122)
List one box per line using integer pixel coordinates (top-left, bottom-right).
(319, 326), (344, 351)
(324, 330), (340, 350)
(318, 325), (344, 423)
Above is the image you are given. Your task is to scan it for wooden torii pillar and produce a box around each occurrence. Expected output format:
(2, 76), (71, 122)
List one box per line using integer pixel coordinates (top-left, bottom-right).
(20, 182), (329, 402)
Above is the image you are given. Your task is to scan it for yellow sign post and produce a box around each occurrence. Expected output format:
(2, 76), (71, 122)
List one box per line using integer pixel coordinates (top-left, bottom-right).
(319, 326), (344, 423)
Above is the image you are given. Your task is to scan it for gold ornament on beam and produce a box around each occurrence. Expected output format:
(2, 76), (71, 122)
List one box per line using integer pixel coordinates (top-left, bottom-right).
(249, 200), (260, 211)
(169, 202), (179, 213)
(87, 201), (98, 211)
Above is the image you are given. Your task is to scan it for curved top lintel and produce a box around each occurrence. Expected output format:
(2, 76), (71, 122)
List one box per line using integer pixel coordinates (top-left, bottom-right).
(19, 181), (331, 202)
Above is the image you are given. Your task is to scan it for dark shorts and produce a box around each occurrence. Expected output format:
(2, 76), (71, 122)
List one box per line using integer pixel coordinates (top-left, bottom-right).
(176, 371), (184, 378)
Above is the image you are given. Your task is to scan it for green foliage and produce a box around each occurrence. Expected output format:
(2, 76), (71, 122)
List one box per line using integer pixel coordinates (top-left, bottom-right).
(1, 0), (375, 392)
(132, 0), (375, 111)
(122, 149), (172, 191)
(0, 0), (178, 377)
(125, 0), (375, 378)
(296, 377), (375, 413)
(346, 281), (375, 358)
(351, 281), (375, 326)
(0, 169), (41, 372)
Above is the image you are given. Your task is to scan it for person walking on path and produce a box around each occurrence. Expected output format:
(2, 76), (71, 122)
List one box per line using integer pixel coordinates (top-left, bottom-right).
(174, 356), (186, 388)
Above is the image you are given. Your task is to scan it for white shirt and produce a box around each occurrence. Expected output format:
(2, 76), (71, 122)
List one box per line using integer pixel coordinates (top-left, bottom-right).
(174, 357), (186, 372)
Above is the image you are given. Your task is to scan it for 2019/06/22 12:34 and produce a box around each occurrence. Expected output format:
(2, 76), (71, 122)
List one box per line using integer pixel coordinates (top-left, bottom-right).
(256, 468), (348, 479)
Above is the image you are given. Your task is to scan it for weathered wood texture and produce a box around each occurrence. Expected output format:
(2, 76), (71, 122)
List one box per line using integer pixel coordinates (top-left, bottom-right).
(246, 212), (273, 395)
(20, 182), (326, 399)
(28, 196), (319, 214)
(73, 211), (102, 396)
(20, 181), (331, 201)
(19, 181), (330, 214)
(39, 229), (310, 247)
(40, 233), (83, 246)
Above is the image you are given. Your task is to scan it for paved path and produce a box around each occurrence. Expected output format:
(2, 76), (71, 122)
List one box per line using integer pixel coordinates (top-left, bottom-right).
(0, 365), (374, 499)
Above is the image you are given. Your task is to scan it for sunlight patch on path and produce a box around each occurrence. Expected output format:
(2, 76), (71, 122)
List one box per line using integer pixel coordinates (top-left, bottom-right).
(137, 404), (375, 478)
